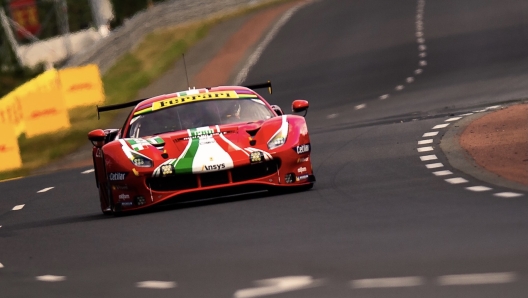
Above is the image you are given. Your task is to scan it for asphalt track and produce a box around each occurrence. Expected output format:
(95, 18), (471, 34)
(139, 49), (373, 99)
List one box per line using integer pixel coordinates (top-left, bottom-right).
(2, 0), (528, 297)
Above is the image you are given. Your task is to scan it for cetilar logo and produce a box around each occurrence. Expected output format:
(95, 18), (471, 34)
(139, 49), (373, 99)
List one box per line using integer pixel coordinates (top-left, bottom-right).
(202, 163), (226, 171)
(109, 172), (127, 181)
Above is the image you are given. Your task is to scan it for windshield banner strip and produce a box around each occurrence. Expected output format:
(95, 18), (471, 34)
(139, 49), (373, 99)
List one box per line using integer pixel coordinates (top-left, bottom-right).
(152, 91), (239, 112)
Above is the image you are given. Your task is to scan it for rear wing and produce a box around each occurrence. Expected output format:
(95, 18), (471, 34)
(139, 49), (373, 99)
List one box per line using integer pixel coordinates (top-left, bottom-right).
(96, 81), (272, 119)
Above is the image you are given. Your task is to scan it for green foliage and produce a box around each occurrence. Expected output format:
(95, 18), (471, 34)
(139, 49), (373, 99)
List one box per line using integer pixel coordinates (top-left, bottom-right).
(0, 64), (44, 97)
(110, 0), (166, 28)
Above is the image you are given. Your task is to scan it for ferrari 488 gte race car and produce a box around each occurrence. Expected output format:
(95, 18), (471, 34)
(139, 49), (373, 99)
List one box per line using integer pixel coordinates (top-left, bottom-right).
(88, 82), (315, 214)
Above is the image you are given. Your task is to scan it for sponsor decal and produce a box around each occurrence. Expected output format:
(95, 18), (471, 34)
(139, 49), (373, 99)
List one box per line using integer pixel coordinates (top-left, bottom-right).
(296, 174), (309, 182)
(297, 157), (309, 163)
(202, 163), (226, 171)
(0, 144), (13, 152)
(297, 167), (307, 174)
(191, 129), (215, 138)
(69, 83), (93, 92)
(109, 172), (127, 181)
(121, 201), (133, 207)
(95, 148), (102, 158)
(118, 194), (130, 200)
(152, 91), (238, 112)
(30, 108), (57, 119)
(294, 144), (310, 154)
(112, 185), (129, 190)
(199, 139), (215, 145)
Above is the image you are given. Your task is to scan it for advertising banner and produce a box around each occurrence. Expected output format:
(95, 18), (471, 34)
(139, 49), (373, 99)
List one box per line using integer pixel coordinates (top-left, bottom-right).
(59, 64), (105, 109)
(0, 123), (22, 172)
(9, 0), (40, 39)
(0, 93), (24, 136)
(20, 69), (71, 138)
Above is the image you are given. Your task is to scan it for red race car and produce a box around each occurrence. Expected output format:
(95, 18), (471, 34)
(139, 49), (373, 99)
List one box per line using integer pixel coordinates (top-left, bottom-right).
(88, 82), (315, 214)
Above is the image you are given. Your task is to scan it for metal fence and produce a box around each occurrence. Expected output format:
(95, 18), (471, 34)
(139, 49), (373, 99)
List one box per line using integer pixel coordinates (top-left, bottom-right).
(64, 0), (264, 74)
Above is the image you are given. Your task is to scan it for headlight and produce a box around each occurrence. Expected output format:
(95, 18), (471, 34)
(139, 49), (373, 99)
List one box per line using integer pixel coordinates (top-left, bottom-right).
(267, 117), (289, 150)
(130, 151), (153, 167)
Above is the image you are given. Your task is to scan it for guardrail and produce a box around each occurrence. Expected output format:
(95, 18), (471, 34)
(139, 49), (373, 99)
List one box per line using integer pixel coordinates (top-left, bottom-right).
(64, 0), (264, 74)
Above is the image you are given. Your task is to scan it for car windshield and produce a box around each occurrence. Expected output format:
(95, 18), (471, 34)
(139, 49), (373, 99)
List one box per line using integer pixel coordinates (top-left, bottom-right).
(127, 98), (275, 138)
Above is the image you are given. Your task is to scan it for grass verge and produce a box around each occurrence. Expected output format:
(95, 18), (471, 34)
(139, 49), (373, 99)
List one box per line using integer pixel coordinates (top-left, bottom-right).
(0, 0), (292, 181)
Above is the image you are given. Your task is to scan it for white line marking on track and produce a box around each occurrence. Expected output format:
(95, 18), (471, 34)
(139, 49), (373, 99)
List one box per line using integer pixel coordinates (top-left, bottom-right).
(136, 281), (177, 289)
(234, 276), (322, 298)
(420, 155), (437, 161)
(406, 77), (415, 83)
(466, 186), (492, 192)
(419, 52), (427, 57)
(445, 117), (462, 122)
(460, 113), (474, 116)
(351, 277), (424, 289)
(12, 204), (25, 211)
(494, 192), (524, 198)
(415, 69), (423, 74)
(81, 169), (94, 174)
(487, 105), (501, 110)
(426, 163), (443, 169)
(417, 146), (434, 152)
(437, 272), (517, 286)
(445, 177), (468, 184)
(433, 123), (450, 129)
(37, 187), (54, 193)
(417, 37), (425, 44)
(422, 131), (439, 137)
(419, 60), (428, 66)
(419, 45), (427, 51)
(36, 275), (66, 282)
(379, 94), (389, 100)
(0, 262), (4, 268)
(327, 113), (338, 119)
(418, 139), (433, 145)
(395, 85), (405, 91)
(433, 170), (453, 176)
(354, 104), (366, 110)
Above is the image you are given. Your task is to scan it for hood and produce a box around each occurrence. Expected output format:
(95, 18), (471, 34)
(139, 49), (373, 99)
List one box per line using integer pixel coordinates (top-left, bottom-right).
(119, 121), (279, 176)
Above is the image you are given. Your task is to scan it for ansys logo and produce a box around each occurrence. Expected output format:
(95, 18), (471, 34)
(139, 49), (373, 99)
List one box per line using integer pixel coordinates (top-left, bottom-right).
(202, 163), (226, 171)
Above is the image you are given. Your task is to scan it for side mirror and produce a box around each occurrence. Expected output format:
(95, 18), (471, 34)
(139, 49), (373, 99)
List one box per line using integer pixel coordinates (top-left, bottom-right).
(270, 104), (283, 116)
(88, 129), (106, 148)
(292, 99), (309, 116)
